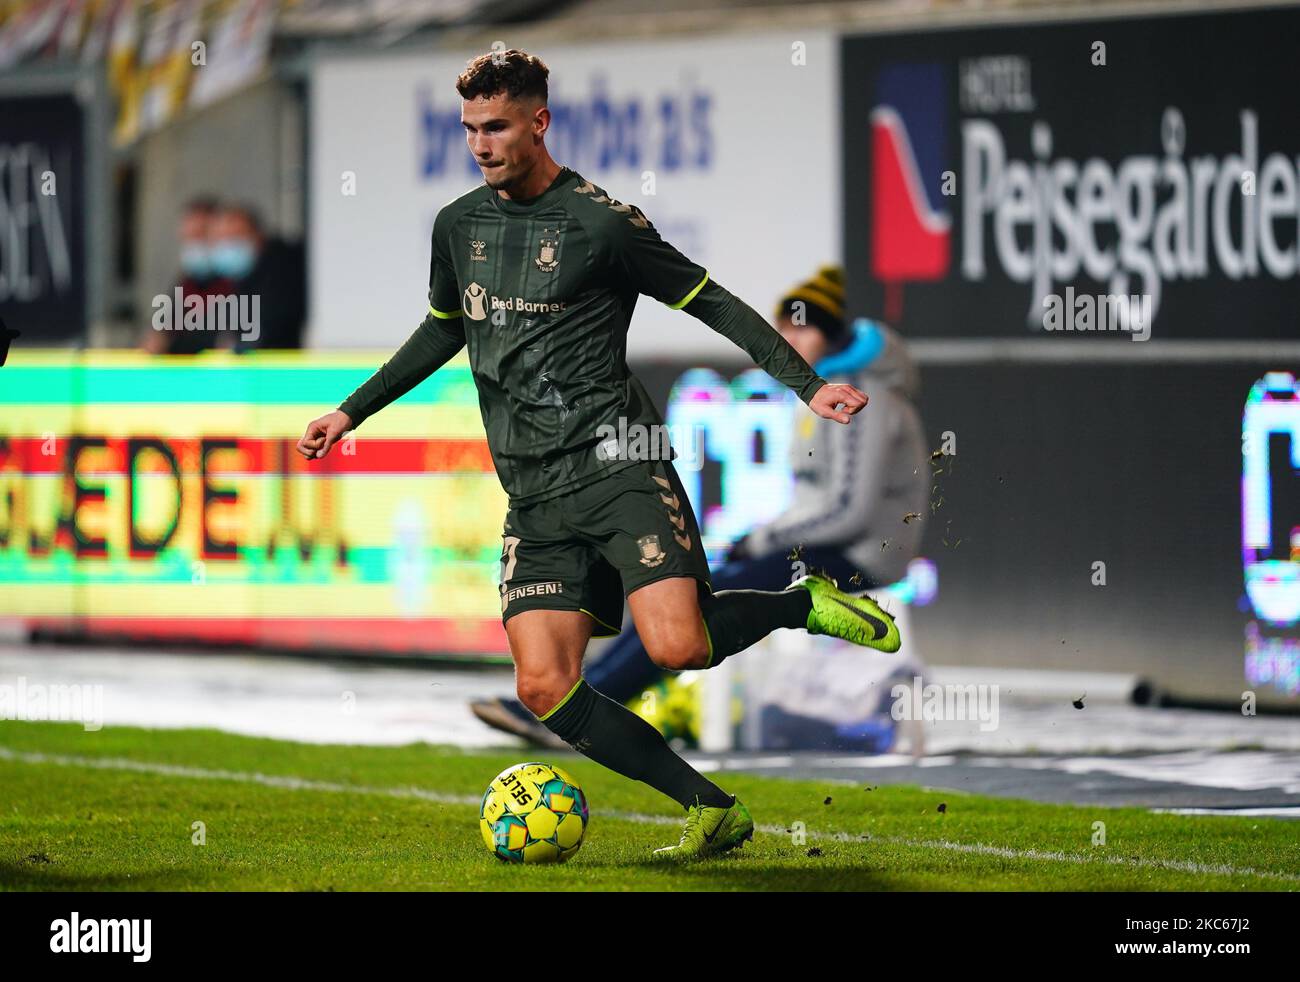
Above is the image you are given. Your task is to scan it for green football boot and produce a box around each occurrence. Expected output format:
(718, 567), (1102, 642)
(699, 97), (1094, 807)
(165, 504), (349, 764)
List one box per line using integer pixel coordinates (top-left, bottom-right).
(652, 794), (754, 861)
(789, 573), (901, 653)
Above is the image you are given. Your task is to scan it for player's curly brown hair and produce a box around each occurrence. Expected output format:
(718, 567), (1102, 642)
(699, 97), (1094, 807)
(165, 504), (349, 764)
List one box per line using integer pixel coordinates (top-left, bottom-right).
(456, 49), (549, 105)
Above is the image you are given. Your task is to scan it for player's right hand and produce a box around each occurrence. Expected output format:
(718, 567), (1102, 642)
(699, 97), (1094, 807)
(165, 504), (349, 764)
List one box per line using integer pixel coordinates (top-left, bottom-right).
(809, 382), (868, 424)
(297, 410), (353, 460)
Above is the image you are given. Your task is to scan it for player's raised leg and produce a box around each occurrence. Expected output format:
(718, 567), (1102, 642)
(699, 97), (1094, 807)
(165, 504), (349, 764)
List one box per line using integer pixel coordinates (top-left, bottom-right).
(617, 457), (900, 661)
(628, 572), (899, 673)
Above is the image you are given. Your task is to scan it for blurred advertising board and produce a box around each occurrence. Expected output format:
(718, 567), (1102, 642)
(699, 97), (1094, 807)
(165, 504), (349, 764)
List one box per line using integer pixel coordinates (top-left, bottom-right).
(843, 5), (1300, 339)
(912, 358), (1300, 708)
(0, 350), (509, 656)
(0, 92), (86, 342)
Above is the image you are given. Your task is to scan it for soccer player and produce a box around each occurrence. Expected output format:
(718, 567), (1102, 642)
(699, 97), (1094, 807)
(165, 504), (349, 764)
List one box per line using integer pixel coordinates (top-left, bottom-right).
(297, 50), (900, 860)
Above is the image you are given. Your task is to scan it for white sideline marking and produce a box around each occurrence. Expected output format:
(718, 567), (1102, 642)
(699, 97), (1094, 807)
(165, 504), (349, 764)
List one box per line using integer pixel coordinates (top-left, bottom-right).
(0, 745), (479, 805)
(3, 745), (1298, 884)
(1153, 806), (1300, 818)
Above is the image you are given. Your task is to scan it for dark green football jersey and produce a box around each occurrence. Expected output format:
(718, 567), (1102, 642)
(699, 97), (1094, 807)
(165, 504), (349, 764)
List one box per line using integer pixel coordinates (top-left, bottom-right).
(338, 165), (827, 506)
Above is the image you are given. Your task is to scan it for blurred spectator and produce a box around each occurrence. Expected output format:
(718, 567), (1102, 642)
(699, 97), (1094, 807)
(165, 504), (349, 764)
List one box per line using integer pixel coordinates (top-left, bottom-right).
(143, 196), (231, 354)
(210, 203), (306, 351)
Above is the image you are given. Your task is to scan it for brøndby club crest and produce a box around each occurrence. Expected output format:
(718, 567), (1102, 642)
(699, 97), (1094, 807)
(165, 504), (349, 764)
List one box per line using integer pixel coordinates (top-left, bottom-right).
(535, 228), (560, 271)
(637, 534), (666, 568)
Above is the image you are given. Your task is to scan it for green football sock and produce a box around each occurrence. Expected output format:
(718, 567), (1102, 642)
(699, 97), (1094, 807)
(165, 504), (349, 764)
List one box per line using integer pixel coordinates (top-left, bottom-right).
(538, 678), (733, 810)
(699, 587), (812, 668)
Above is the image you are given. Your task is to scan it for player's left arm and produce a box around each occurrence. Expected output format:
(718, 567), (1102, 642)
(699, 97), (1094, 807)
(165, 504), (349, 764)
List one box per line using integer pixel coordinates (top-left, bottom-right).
(615, 208), (865, 423)
(687, 280), (866, 423)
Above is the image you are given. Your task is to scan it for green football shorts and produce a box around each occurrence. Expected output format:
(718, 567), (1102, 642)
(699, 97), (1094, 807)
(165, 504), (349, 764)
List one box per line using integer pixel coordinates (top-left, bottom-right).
(497, 457), (712, 636)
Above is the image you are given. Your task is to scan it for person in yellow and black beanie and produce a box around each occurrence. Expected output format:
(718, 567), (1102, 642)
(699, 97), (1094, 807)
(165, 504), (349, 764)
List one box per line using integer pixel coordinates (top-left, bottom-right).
(738, 263), (925, 578)
(772, 264), (849, 354)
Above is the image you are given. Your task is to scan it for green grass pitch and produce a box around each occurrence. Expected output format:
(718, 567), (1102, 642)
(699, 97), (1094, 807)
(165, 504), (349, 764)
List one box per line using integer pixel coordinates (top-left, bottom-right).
(1, 721), (1296, 891)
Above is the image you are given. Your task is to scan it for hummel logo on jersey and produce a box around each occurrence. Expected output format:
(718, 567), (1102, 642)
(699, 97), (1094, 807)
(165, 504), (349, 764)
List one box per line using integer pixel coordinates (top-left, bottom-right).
(827, 596), (890, 642)
(470, 239), (487, 261)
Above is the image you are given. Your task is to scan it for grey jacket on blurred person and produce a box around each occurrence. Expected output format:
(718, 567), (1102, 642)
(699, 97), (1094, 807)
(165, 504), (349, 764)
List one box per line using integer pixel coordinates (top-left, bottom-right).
(744, 320), (928, 585)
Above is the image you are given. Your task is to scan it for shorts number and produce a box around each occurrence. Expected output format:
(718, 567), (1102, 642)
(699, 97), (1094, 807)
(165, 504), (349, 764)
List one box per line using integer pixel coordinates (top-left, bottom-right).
(500, 535), (521, 589)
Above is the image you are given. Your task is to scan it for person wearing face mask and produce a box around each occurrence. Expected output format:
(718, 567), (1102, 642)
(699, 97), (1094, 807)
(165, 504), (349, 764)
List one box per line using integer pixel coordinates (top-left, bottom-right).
(144, 196), (232, 354)
(469, 265), (930, 749)
(208, 203), (306, 351)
